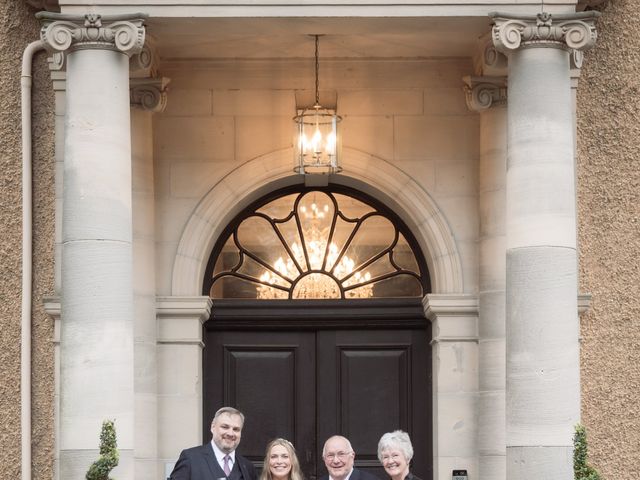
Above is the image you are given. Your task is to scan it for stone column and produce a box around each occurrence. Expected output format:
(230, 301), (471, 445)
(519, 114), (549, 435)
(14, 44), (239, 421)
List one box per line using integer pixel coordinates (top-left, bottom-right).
(463, 74), (507, 480)
(37, 12), (146, 479)
(490, 11), (598, 480)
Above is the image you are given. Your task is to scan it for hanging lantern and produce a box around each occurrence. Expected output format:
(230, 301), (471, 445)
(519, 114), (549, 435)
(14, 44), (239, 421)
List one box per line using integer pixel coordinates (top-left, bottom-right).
(294, 35), (342, 175)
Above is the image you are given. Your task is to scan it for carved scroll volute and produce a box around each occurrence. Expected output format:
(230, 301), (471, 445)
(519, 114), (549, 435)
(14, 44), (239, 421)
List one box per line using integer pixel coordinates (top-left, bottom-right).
(489, 11), (600, 54)
(130, 77), (170, 113)
(463, 76), (507, 112)
(36, 12), (147, 57)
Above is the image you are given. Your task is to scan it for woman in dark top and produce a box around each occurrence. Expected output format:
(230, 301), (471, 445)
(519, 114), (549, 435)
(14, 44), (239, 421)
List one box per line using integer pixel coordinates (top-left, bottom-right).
(377, 431), (422, 480)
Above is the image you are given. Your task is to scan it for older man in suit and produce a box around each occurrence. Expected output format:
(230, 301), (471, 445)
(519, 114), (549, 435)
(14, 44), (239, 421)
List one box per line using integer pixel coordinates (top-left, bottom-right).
(170, 407), (257, 480)
(320, 436), (379, 480)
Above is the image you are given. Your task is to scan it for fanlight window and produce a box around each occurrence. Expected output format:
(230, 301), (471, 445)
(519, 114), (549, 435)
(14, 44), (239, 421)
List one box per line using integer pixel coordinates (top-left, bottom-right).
(209, 190), (425, 299)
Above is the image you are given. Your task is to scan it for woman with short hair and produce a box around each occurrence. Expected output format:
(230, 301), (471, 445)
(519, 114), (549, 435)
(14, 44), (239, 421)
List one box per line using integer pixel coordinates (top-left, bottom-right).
(377, 430), (421, 480)
(259, 438), (304, 480)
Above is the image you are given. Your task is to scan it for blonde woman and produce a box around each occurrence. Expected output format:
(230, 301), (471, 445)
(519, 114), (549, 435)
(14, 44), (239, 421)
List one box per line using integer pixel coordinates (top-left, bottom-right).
(260, 438), (305, 480)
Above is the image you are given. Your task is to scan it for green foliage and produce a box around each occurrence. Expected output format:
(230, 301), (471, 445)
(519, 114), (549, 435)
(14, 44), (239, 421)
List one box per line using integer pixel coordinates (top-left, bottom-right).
(86, 419), (119, 480)
(574, 424), (601, 480)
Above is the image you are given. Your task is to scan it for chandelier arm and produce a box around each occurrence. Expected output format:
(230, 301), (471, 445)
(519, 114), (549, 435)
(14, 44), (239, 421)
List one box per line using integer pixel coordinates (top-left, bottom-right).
(321, 193), (340, 272)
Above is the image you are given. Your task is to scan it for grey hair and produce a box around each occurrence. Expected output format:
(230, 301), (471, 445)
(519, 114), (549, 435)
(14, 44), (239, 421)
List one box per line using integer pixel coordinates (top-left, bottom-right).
(212, 406), (245, 426)
(377, 430), (413, 463)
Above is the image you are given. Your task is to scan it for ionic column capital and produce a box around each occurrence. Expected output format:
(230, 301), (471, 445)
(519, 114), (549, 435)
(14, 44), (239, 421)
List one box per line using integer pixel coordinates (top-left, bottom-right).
(36, 12), (147, 57)
(489, 11), (599, 53)
(130, 77), (170, 113)
(463, 76), (507, 112)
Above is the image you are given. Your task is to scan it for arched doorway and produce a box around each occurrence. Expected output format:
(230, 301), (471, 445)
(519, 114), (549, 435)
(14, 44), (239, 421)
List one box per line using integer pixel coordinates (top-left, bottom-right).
(202, 185), (433, 480)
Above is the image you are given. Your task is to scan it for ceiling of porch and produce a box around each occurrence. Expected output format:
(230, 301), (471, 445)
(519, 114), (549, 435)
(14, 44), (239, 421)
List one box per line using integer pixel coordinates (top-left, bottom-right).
(147, 17), (494, 61)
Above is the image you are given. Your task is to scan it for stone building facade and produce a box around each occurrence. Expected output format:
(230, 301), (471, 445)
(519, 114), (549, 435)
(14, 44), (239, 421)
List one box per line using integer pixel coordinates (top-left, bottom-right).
(0, 0), (637, 480)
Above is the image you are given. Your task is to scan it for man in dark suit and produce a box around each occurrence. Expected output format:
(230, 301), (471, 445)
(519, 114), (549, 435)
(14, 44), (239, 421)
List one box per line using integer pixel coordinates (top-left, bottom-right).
(320, 436), (379, 480)
(170, 407), (258, 480)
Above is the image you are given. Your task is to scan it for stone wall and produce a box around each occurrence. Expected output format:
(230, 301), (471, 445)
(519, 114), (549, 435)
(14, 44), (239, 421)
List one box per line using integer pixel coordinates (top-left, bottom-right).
(577, 0), (640, 478)
(0, 1), (55, 478)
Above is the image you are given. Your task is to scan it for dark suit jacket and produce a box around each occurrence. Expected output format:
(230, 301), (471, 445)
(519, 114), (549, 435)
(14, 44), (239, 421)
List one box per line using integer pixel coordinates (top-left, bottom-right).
(319, 468), (381, 480)
(170, 444), (258, 480)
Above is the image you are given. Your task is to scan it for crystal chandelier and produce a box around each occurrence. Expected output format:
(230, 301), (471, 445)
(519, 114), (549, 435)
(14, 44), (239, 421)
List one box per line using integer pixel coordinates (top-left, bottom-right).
(294, 35), (342, 176)
(257, 202), (371, 299)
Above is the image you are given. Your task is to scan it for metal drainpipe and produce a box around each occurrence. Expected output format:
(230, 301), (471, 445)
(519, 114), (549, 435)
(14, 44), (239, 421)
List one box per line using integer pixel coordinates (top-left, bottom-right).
(21, 39), (46, 480)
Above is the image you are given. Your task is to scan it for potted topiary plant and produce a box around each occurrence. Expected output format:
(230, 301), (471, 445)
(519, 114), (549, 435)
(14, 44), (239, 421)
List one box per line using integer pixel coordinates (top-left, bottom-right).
(573, 423), (601, 480)
(86, 419), (119, 480)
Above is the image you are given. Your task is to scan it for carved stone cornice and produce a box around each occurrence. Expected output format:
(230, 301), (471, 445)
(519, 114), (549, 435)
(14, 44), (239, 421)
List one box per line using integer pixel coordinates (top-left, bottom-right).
(36, 12), (147, 57)
(463, 76), (507, 112)
(130, 77), (170, 113)
(489, 11), (600, 53)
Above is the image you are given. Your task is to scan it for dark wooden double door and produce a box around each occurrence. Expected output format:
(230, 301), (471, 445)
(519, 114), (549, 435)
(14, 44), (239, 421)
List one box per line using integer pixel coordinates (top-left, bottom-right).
(203, 304), (432, 480)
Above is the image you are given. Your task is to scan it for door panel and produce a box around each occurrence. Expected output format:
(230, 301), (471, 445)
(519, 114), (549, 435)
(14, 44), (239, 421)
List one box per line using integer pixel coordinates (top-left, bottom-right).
(204, 331), (316, 472)
(317, 330), (431, 480)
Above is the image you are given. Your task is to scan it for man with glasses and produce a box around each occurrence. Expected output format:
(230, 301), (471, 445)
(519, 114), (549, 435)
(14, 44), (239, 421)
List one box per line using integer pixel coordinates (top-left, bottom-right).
(321, 436), (380, 480)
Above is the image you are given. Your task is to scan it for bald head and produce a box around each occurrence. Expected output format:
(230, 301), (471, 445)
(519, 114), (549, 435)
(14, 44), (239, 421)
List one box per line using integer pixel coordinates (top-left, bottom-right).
(322, 436), (355, 480)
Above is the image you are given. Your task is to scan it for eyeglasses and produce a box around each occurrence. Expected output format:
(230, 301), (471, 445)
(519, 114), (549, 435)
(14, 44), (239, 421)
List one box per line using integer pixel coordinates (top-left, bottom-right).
(381, 453), (402, 462)
(324, 451), (353, 461)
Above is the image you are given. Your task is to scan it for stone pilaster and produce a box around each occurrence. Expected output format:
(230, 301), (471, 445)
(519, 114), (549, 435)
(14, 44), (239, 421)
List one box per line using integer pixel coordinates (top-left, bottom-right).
(128, 37), (167, 478)
(464, 75), (507, 480)
(489, 11), (599, 480)
(423, 294), (479, 480)
(37, 12), (146, 480)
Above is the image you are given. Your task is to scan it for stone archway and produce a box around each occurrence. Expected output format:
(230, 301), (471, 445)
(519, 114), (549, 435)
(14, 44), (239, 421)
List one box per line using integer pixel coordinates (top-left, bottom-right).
(171, 147), (463, 296)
